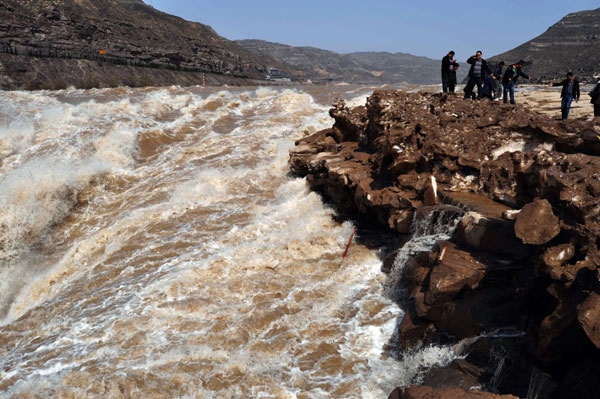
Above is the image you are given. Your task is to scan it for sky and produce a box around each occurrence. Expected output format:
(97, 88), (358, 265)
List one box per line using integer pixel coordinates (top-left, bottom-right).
(145, 0), (598, 60)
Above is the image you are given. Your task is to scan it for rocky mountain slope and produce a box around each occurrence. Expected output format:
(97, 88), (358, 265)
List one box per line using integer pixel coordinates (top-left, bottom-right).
(290, 91), (600, 398)
(491, 8), (600, 81)
(236, 39), (467, 85)
(0, 0), (302, 89)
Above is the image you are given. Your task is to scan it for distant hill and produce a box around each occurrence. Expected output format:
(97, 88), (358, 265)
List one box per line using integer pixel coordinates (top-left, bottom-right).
(0, 0), (302, 89)
(236, 39), (467, 85)
(491, 8), (600, 82)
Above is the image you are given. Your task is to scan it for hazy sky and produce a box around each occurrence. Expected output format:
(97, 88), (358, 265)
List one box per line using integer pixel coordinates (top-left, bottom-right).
(145, 0), (598, 60)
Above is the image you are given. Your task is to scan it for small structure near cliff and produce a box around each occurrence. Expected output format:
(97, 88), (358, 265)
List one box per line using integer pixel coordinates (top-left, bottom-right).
(290, 90), (600, 399)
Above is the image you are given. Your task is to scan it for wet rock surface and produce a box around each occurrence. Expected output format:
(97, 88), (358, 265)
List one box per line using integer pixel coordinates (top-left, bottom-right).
(289, 90), (600, 398)
(388, 386), (519, 399)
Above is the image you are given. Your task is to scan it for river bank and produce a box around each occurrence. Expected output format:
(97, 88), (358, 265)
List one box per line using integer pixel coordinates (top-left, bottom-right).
(289, 88), (600, 398)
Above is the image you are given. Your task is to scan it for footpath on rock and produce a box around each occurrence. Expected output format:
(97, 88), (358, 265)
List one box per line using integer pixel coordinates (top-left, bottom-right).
(289, 90), (600, 399)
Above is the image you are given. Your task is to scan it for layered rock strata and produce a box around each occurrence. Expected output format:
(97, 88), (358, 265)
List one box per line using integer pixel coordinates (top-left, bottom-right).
(289, 90), (600, 398)
(0, 0), (300, 89)
(491, 8), (600, 81)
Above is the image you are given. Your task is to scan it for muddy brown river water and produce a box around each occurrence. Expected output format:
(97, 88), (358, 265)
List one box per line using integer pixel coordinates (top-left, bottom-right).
(0, 85), (458, 398)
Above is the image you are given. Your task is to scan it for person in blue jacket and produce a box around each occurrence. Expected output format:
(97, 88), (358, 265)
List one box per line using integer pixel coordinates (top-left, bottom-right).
(548, 72), (580, 120)
(480, 74), (496, 100)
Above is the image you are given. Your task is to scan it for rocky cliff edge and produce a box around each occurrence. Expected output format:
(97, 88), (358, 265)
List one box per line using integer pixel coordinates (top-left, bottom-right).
(290, 90), (600, 398)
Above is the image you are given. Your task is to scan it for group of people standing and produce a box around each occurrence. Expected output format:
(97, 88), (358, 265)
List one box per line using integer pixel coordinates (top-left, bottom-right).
(441, 50), (530, 104)
(441, 50), (600, 120)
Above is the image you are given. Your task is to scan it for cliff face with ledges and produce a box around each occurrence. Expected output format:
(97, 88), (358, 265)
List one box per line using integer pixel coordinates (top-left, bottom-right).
(491, 8), (600, 81)
(0, 0), (301, 88)
(290, 90), (600, 399)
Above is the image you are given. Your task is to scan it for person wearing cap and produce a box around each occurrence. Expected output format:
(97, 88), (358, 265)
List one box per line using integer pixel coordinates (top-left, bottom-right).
(588, 74), (600, 117)
(464, 51), (492, 100)
(492, 62), (505, 100)
(502, 60), (531, 104)
(547, 72), (580, 120)
(441, 51), (457, 93)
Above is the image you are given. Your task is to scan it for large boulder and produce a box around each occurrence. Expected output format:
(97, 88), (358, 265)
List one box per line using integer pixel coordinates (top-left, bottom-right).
(514, 199), (560, 245)
(577, 292), (600, 349)
(425, 243), (487, 307)
(455, 212), (529, 258)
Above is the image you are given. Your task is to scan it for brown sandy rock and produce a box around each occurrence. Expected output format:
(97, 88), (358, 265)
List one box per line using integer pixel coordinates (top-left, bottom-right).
(455, 212), (529, 258)
(425, 243), (487, 307)
(388, 386), (519, 399)
(389, 209), (415, 233)
(542, 244), (575, 268)
(423, 359), (485, 391)
(397, 304), (433, 350)
(577, 292), (600, 349)
(514, 199), (560, 245)
(329, 100), (368, 142)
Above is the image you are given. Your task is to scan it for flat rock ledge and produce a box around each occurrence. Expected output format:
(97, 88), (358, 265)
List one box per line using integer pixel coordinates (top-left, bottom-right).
(289, 90), (600, 399)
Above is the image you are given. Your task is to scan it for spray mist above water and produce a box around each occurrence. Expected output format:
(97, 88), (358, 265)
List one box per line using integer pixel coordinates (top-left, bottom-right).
(0, 85), (457, 398)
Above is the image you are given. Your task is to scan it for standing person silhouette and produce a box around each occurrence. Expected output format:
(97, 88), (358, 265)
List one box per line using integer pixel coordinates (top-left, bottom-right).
(492, 61), (505, 100)
(441, 51), (457, 93)
(464, 51), (491, 100)
(589, 74), (600, 117)
(502, 60), (531, 104)
(548, 72), (580, 120)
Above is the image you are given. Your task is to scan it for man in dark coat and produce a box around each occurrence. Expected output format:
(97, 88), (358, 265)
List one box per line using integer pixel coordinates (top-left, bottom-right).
(548, 72), (580, 120)
(492, 61), (505, 100)
(589, 74), (600, 117)
(441, 51), (457, 93)
(502, 60), (531, 104)
(463, 51), (492, 100)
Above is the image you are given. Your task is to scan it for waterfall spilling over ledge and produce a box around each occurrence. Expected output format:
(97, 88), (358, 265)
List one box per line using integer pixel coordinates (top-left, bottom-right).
(289, 89), (600, 399)
(1, 85), (430, 399)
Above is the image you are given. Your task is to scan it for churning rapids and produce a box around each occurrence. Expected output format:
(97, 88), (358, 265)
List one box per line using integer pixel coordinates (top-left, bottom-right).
(0, 85), (457, 398)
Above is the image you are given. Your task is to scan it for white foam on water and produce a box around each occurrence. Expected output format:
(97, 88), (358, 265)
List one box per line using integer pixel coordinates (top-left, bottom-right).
(0, 86), (453, 398)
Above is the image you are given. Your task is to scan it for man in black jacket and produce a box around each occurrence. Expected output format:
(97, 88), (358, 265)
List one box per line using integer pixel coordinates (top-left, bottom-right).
(502, 60), (531, 104)
(548, 72), (580, 120)
(463, 51), (492, 100)
(589, 74), (600, 117)
(441, 51), (457, 93)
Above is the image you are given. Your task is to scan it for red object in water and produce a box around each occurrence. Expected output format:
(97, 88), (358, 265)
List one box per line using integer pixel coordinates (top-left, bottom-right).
(342, 227), (358, 258)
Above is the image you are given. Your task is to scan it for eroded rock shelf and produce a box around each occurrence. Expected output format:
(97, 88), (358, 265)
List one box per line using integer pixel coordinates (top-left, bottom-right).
(289, 90), (600, 399)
